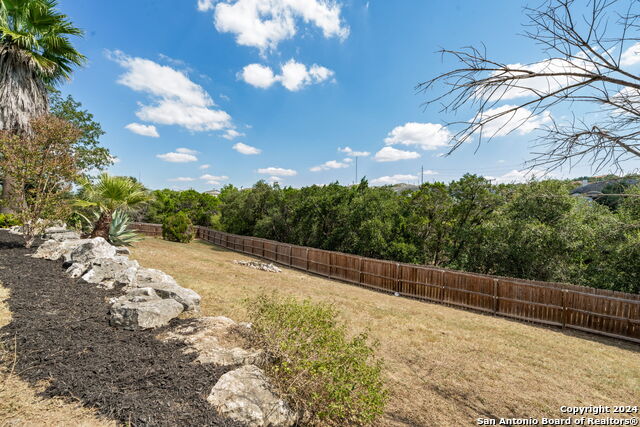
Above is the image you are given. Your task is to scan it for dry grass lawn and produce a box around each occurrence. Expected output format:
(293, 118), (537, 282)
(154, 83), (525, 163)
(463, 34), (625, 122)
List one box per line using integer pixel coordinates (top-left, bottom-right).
(132, 237), (640, 426)
(0, 282), (115, 427)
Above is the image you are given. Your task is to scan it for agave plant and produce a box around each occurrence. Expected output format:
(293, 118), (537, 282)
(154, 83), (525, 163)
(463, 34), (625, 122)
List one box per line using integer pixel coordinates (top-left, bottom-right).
(108, 209), (142, 246)
(72, 208), (142, 246)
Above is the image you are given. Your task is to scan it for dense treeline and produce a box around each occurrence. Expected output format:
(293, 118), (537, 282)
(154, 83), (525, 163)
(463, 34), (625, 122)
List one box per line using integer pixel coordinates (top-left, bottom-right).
(212, 176), (640, 294)
(136, 189), (220, 228)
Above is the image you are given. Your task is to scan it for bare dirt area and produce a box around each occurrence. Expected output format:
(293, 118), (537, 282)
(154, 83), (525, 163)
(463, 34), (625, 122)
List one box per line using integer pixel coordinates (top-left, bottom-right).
(0, 231), (240, 427)
(131, 237), (640, 427)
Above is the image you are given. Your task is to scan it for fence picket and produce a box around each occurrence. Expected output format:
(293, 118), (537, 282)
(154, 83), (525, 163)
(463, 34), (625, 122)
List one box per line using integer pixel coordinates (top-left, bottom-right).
(130, 223), (640, 344)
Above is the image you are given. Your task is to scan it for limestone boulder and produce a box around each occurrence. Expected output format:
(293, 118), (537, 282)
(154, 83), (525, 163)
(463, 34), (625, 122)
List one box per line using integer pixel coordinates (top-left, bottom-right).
(109, 290), (184, 330)
(68, 237), (117, 264)
(48, 231), (81, 241)
(160, 316), (263, 366)
(81, 256), (139, 288)
(32, 238), (89, 261)
(208, 365), (296, 427)
(132, 268), (201, 311)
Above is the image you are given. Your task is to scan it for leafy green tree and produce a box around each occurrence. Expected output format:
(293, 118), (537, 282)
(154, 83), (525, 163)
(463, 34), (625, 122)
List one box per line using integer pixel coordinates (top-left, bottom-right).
(49, 92), (111, 172)
(0, 0), (86, 213)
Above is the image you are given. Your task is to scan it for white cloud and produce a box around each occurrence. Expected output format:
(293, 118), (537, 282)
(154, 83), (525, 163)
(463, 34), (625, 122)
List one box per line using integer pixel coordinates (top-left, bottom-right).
(176, 147), (198, 154)
(109, 50), (232, 132)
(169, 177), (196, 182)
(621, 42), (640, 67)
(157, 151), (199, 162)
(200, 174), (230, 186)
(384, 122), (451, 151)
(371, 174), (418, 185)
(204, 0), (349, 52)
(240, 63), (278, 88)
(338, 146), (370, 157)
(309, 159), (350, 172)
(473, 105), (552, 138)
(197, 0), (215, 11)
(199, 164), (211, 169)
(222, 129), (245, 140)
(257, 167), (297, 176)
(267, 176), (282, 183)
(485, 169), (549, 184)
(373, 146), (421, 162)
(233, 142), (262, 155)
(240, 60), (334, 91)
(125, 122), (159, 137)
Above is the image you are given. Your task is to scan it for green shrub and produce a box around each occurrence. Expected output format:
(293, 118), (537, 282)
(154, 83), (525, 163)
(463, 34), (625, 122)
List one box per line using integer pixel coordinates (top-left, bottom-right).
(162, 212), (194, 243)
(244, 294), (387, 426)
(0, 214), (21, 228)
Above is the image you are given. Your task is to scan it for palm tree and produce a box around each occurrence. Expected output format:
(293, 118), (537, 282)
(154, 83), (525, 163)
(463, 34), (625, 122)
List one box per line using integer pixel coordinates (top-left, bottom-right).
(76, 174), (151, 240)
(0, 0), (85, 213)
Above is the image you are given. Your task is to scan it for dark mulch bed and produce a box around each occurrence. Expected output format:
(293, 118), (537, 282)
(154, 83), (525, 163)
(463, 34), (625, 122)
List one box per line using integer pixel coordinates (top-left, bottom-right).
(0, 231), (241, 426)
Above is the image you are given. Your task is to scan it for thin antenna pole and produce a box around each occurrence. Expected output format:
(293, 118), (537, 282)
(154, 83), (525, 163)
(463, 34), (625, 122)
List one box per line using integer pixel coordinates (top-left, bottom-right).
(355, 156), (358, 184)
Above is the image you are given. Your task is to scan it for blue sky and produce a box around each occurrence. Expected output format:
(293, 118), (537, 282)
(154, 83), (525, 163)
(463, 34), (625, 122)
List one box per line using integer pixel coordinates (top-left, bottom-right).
(57, 0), (640, 191)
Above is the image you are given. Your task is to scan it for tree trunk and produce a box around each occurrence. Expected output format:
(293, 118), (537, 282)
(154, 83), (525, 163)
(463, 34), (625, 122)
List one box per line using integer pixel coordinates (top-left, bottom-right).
(0, 175), (16, 214)
(90, 211), (112, 240)
(0, 45), (50, 214)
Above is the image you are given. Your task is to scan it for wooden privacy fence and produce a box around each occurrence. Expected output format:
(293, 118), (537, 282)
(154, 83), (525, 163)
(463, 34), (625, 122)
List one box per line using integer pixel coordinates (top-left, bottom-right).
(132, 222), (640, 344)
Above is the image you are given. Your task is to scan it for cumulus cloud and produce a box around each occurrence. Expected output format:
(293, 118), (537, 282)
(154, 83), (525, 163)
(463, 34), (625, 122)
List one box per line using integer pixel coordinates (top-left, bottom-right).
(338, 146), (370, 157)
(108, 50), (232, 132)
(384, 122), (451, 151)
(222, 129), (245, 140)
(200, 174), (230, 185)
(621, 42), (640, 67)
(473, 105), (552, 138)
(202, 0), (349, 52)
(371, 174), (418, 185)
(309, 159), (350, 172)
(176, 147), (198, 154)
(267, 176), (282, 183)
(157, 151), (199, 162)
(257, 167), (297, 176)
(199, 164), (211, 169)
(233, 142), (262, 155)
(373, 146), (420, 162)
(485, 169), (550, 184)
(197, 0), (215, 11)
(169, 177), (196, 182)
(240, 60), (334, 91)
(125, 122), (159, 137)
(240, 64), (278, 88)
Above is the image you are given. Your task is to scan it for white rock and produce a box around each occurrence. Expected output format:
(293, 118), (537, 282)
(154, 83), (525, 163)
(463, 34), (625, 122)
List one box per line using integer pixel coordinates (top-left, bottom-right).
(68, 237), (117, 264)
(160, 316), (262, 366)
(48, 231), (81, 241)
(233, 260), (282, 273)
(66, 262), (87, 279)
(132, 268), (201, 311)
(208, 365), (296, 427)
(32, 239), (89, 261)
(109, 293), (184, 330)
(81, 256), (139, 288)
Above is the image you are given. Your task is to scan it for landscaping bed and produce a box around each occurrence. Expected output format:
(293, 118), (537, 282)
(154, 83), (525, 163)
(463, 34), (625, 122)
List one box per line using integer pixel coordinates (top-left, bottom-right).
(0, 230), (240, 426)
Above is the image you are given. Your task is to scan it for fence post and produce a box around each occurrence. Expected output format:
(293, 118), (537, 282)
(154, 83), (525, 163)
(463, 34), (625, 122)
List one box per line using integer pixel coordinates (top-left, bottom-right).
(288, 246), (293, 266)
(440, 271), (446, 302)
(395, 263), (401, 293)
(358, 257), (363, 285)
(305, 248), (309, 271)
(328, 253), (333, 279)
(275, 244), (279, 262)
(493, 279), (499, 314)
(562, 290), (568, 329)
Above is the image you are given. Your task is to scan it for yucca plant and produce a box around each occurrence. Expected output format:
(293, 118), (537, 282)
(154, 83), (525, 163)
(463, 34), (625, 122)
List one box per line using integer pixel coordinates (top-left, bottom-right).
(108, 209), (142, 246)
(75, 173), (151, 240)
